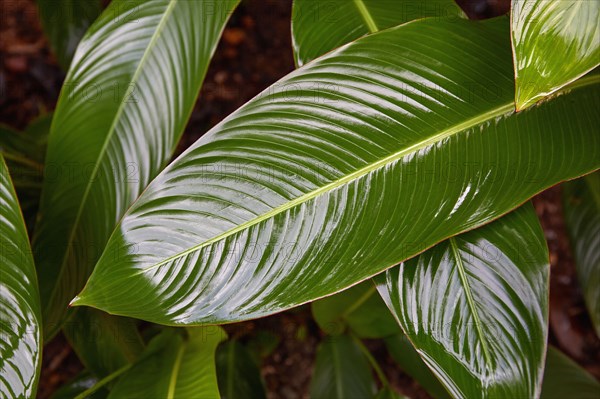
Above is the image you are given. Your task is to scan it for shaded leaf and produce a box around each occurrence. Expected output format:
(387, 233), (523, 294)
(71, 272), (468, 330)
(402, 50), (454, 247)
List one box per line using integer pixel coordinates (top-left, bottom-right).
(37, 0), (102, 69)
(312, 280), (399, 338)
(310, 335), (376, 399)
(562, 172), (600, 337)
(0, 114), (52, 234)
(63, 308), (144, 377)
(74, 17), (599, 326)
(384, 334), (450, 399)
(376, 204), (549, 398)
(245, 330), (281, 363)
(216, 340), (266, 399)
(33, 0), (240, 339)
(0, 155), (42, 398)
(291, 0), (463, 66)
(50, 371), (108, 399)
(540, 346), (600, 399)
(375, 387), (409, 399)
(511, 0), (600, 109)
(108, 327), (226, 398)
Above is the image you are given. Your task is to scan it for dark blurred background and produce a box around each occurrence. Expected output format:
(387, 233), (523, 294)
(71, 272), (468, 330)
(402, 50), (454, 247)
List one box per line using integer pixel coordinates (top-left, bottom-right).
(1, 1), (598, 398)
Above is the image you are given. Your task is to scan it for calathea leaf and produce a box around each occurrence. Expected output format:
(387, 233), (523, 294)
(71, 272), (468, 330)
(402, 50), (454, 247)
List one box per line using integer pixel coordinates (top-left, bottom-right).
(562, 172), (600, 337)
(540, 346), (600, 399)
(384, 334), (450, 399)
(291, 0), (464, 66)
(63, 308), (144, 377)
(50, 371), (108, 399)
(0, 155), (42, 398)
(310, 335), (376, 399)
(0, 114), (52, 234)
(33, 0), (240, 339)
(73, 17), (599, 325)
(374, 388), (408, 399)
(511, 0), (600, 109)
(312, 280), (399, 338)
(108, 327), (226, 398)
(375, 204), (549, 398)
(215, 340), (267, 399)
(36, 0), (102, 69)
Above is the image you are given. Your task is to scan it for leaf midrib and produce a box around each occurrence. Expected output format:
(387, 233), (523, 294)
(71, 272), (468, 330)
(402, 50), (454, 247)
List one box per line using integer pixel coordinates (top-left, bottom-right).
(49, 0), (179, 305)
(449, 237), (494, 385)
(138, 101), (513, 274)
(353, 0), (378, 33)
(137, 68), (599, 275)
(332, 340), (344, 398)
(167, 341), (185, 398)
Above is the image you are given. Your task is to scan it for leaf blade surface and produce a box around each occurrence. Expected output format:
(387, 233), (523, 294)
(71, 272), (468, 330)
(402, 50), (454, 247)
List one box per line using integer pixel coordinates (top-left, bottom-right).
(375, 204), (549, 398)
(76, 17), (599, 325)
(0, 155), (42, 398)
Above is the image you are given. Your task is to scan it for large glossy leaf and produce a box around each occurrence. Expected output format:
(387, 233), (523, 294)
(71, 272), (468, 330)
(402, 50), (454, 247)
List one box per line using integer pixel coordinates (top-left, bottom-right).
(63, 308), (144, 377)
(0, 155), (42, 398)
(37, 0), (102, 68)
(33, 0), (240, 339)
(540, 346), (600, 399)
(108, 327), (225, 398)
(73, 17), (599, 325)
(375, 204), (549, 398)
(312, 280), (399, 338)
(562, 172), (600, 337)
(384, 334), (450, 399)
(291, 0), (463, 66)
(310, 335), (376, 399)
(215, 340), (266, 399)
(511, 0), (600, 110)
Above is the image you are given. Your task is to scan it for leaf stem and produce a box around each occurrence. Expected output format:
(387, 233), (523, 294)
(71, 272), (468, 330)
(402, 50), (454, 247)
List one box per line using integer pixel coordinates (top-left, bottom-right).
(73, 363), (131, 399)
(342, 285), (376, 318)
(1, 151), (43, 170)
(350, 333), (389, 387)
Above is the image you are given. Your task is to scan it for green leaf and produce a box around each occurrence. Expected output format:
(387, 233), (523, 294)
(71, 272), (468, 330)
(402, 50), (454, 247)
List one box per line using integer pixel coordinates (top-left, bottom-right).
(33, 0), (240, 340)
(108, 327), (226, 398)
(375, 387), (408, 399)
(74, 17), (599, 326)
(511, 0), (600, 110)
(0, 114), (52, 233)
(540, 346), (600, 399)
(37, 0), (102, 69)
(216, 341), (267, 399)
(384, 334), (450, 399)
(63, 308), (144, 377)
(245, 330), (281, 363)
(0, 155), (42, 398)
(562, 172), (600, 337)
(375, 204), (549, 398)
(310, 335), (376, 399)
(312, 280), (399, 338)
(291, 0), (464, 66)
(50, 371), (108, 399)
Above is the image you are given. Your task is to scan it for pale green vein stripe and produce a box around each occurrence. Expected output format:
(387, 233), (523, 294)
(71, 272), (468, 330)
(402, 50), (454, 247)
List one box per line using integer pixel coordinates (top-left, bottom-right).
(137, 72), (600, 275)
(353, 0), (379, 33)
(342, 285), (376, 317)
(138, 101), (513, 274)
(449, 238), (494, 380)
(332, 340), (343, 398)
(167, 343), (185, 399)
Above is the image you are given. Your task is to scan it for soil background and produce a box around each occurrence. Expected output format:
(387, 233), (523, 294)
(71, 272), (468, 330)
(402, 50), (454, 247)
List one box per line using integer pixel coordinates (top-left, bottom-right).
(0, 0), (598, 398)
